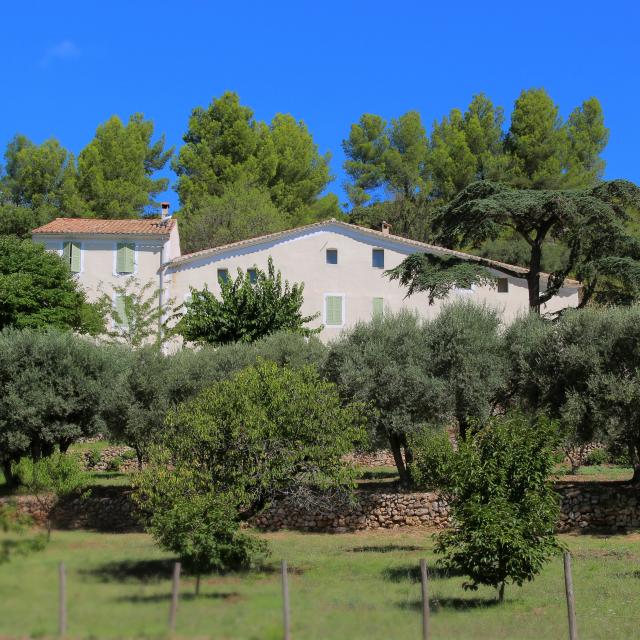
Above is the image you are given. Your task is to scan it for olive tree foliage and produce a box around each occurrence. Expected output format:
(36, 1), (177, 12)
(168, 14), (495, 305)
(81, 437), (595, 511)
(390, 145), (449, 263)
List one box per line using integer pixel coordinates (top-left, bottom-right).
(104, 332), (327, 468)
(324, 310), (447, 486)
(325, 303), (507, 484)
(505, 306), (640, 481)
(425, 301), (507, 440)
(136, 362), (367, 573)
(411, 413), (562, 602)
(0, 329), (118, 486)
(178, 257), (319, 345)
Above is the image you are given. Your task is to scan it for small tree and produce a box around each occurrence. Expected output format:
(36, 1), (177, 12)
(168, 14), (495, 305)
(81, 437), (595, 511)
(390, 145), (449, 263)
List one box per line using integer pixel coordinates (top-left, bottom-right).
(97, 277), (178, 349)
(13, 453), (89, 540)
(324, 310), (447, 485)
(177, 257), (319, 345)
(413, 413), (562, 602)
(136, 361), (366, 574)
(0, 501), (47, 564)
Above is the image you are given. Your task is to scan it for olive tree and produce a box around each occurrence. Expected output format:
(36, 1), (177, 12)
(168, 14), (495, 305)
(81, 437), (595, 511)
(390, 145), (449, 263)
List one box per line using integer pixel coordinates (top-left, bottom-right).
(0, 329), (117, 486)
(136, 362), (366, 575)
(426, 301), (507, 440)
(506, 306), (640, 481)
(324, 310), (446, 485)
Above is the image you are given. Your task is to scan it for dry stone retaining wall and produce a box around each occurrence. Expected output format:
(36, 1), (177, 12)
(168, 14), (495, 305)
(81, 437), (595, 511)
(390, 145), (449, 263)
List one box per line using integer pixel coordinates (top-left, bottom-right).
(3, 483), (638, 534)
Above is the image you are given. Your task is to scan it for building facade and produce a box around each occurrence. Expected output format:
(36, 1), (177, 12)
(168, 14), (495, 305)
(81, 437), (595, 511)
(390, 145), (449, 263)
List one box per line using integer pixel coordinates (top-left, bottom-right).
(32, 216), (580, 340)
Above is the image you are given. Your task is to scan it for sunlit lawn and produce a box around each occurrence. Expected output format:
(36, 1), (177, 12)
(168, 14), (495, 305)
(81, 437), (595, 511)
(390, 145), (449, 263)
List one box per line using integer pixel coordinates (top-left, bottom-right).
(0, 527), (638, 639)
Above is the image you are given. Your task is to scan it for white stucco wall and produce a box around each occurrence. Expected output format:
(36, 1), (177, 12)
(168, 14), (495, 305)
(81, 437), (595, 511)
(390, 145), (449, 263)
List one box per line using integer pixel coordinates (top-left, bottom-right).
(166, 225), (580, 340)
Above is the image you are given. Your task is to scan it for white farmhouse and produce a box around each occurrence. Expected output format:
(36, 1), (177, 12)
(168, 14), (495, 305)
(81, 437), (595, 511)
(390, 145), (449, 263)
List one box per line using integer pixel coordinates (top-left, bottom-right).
(32, 208), (580, 340)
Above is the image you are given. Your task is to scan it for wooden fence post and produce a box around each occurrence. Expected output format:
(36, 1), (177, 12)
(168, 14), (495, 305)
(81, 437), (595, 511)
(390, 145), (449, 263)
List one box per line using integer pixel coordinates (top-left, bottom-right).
(420, 559), (430, 640)
(58, 562), (66, 637)
(168, 562), (181, 634)
(563, 551), (578, 640)
(281, 559), (290, 640)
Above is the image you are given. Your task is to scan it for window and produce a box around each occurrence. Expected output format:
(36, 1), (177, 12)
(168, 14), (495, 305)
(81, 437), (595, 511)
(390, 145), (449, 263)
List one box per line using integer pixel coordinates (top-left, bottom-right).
(217, 268), (229, 283)
(497, 277), (509, 293)
(62, 241), (81, 273)
(326, 248), (338, 265)
(372, 248), (384, 269)
(114, 294), (129, 330)
(247, 268), (258, 284)
(325, 295), (344, 326)
(116, 242), (135, 274)
(372, 297), (384, 317)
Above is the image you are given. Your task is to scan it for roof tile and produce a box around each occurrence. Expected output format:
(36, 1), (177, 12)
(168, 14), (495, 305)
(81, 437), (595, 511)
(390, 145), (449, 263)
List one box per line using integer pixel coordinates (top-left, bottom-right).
(31, 217), (175, 236)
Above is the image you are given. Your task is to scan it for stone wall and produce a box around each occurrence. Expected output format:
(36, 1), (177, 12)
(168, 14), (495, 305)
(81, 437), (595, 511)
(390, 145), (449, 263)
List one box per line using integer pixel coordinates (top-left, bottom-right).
(4, 482), (638, 534)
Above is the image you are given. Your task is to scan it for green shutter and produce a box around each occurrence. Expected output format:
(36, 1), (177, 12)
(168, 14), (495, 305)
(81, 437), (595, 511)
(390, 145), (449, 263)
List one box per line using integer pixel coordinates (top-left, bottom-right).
(325, 296), (343, 326)
(62, 242), (72, 267)
(116, 242), (135, 273)
(372, 297), (384, 317)
(114, 294), (129, 329)
(70, 242), (81, 273)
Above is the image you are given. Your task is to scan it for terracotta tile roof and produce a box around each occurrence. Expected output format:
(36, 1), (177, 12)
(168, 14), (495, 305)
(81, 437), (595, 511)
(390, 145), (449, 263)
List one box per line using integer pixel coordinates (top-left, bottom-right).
(31, 217), (176, 236)
(168, 219), (581, 287)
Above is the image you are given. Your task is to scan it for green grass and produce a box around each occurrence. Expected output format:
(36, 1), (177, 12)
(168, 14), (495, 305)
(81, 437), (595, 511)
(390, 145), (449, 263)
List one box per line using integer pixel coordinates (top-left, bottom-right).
(555, 464), (634, 482)
(0, 528), (638, 639)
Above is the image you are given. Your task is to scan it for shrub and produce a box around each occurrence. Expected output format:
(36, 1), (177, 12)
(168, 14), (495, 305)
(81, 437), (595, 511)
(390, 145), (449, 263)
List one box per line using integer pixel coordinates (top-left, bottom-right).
(421, 413), (562, 602)
(86, 449), (102, 469)
(177, 257), (320, 345)
(106, 456), (122, 472)
(585, 448), (608, 466)
(136, 361), (367, 574)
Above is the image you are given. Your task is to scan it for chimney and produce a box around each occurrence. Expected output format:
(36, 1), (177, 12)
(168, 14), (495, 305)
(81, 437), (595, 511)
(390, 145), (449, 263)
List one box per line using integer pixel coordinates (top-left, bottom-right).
(381, 221), (391, 236)
(161, 202), (170, 220)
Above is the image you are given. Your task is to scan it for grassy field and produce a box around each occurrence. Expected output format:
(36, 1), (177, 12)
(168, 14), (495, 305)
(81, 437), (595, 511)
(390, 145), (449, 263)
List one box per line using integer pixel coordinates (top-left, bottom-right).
(0, 528), (638, 639)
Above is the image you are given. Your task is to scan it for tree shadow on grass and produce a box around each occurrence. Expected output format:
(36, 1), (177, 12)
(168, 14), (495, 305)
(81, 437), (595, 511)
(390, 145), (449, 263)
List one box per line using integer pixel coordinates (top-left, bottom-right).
(80, 559), (177, 584)
(115, 592), (241, 604)
(398, 597), (500, 612)
(349, 545), (425, 553)
(383, 564), (465, 583)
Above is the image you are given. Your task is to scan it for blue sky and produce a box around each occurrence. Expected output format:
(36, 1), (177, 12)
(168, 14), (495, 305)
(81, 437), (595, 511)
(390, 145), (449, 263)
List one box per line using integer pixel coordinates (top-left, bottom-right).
(2, 1), (639, 212)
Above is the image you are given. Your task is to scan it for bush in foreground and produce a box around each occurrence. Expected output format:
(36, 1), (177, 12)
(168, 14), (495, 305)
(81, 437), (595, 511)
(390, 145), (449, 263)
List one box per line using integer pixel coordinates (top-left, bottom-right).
(136, 361), (367, 575)
(412, 413), (562, 602)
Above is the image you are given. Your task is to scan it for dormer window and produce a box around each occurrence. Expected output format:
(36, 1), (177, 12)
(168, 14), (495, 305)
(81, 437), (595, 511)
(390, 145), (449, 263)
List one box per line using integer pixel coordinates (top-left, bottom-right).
(326, 249), (338, 265)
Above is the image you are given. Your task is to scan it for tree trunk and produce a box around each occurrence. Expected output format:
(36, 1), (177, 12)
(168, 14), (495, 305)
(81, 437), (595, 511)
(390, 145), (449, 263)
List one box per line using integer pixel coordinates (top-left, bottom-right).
(458, 415), (470, 441)
(389, 435), (410, 487)
(630, 444), (640, 483)
(195, 574), (201, 596)
(136, 449), (143, 471)
(1, 461), (15, 488)
(498, 582), (505, 603)
(527, 242), (543, 314)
